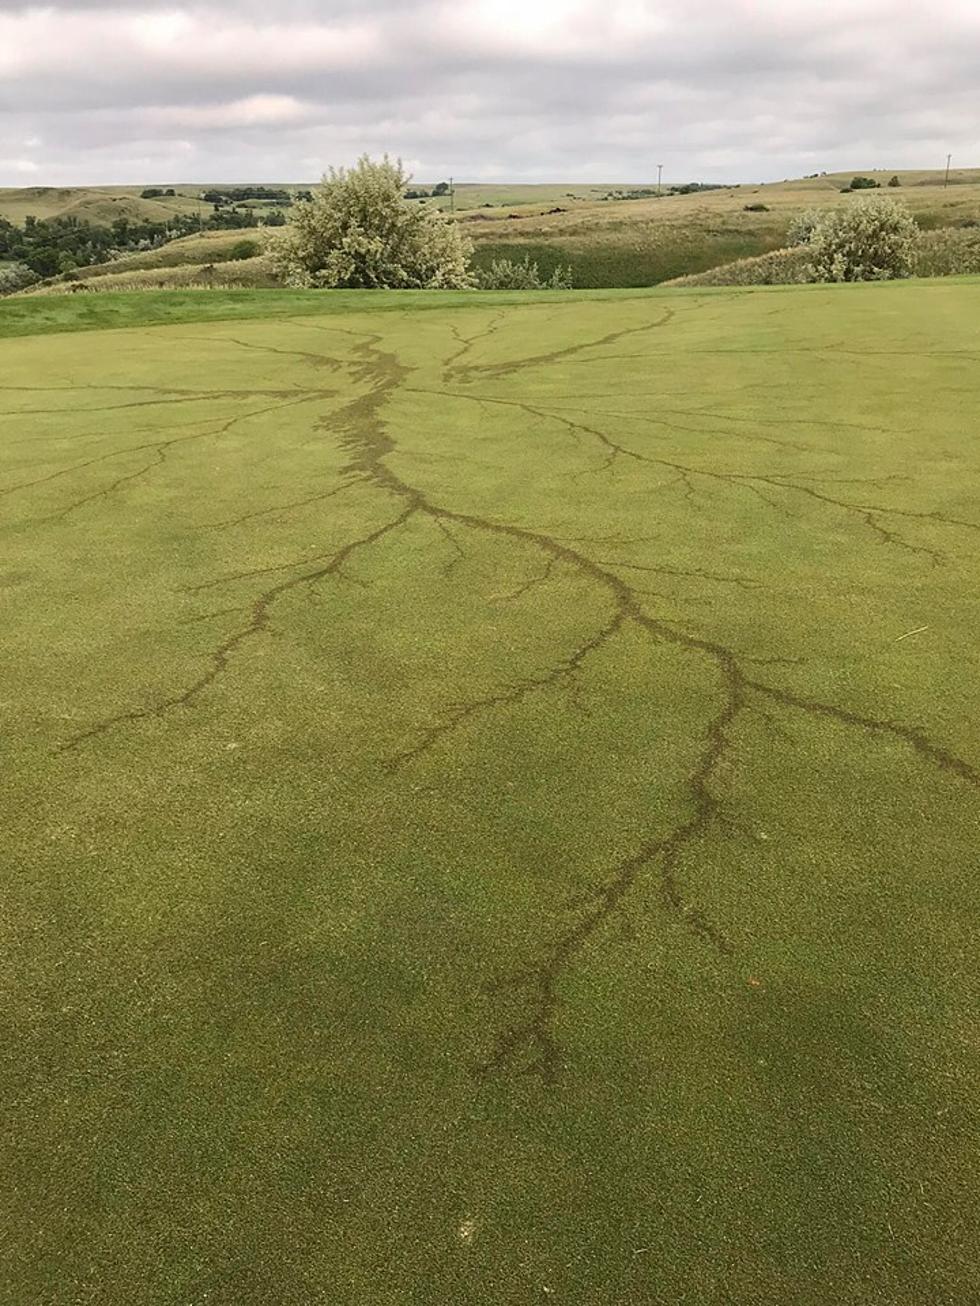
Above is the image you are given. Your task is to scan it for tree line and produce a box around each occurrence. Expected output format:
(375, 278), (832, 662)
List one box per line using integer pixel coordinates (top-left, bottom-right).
(0, 207), (286, 279)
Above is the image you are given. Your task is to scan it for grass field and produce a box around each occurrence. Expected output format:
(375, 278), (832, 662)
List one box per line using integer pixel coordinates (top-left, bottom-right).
(4, 281), (980, 1304)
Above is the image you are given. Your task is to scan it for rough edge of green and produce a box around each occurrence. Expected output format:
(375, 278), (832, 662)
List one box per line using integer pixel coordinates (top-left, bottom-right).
(2, 277), (979, 340)
(0, 287), (655, 339)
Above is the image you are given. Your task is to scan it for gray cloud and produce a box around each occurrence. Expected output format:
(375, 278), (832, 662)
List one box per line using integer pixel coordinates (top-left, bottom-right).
(1, 1), (978, 186)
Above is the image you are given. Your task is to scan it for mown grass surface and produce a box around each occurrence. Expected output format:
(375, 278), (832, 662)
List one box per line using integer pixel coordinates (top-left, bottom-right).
(0, 285), (671, 339)
(3, 282), (980, 1305)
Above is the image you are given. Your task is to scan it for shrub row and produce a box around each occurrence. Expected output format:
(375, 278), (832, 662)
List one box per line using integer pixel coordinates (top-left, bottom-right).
(664, 226), (980, 288)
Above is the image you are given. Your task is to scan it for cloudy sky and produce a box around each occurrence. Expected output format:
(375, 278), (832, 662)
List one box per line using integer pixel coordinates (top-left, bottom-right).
(1, 0), (978, 187)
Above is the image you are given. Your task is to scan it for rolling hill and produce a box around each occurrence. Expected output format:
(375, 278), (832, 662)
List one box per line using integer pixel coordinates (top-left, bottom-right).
(7, 169), (980, 292)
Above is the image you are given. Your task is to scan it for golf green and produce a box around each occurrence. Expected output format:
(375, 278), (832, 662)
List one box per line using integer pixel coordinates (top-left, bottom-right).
(3, 281), (980, 1304)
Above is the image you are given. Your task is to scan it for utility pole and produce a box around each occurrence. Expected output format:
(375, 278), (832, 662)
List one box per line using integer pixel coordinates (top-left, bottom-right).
(657, 163), (663, 197)
(449, 176), (455, 214)
(944, 153), (952, 189)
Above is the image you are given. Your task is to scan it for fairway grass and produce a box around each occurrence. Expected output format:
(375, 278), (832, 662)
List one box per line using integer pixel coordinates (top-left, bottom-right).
(3, 281), (980, 1304)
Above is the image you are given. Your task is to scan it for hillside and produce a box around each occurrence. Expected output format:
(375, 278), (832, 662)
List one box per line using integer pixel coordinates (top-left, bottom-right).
(0, 182), (615, 228)
(53, 228), (264, 279)
(7, 168), (980, 291)
(0, 185), (215, 225)
(0, 183), (313, 232)
(465, 169), (980, 285)
(26, 256), (277, 295)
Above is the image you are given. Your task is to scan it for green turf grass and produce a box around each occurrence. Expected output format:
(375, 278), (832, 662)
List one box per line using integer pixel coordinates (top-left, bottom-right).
(3, 281), (980, 1304)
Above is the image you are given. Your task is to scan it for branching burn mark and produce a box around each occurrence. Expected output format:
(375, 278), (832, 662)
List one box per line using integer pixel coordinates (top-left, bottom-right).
(432, 517), (466, 577)
(199, 478), (361, 532)
(4, 394), (323, 510)
(51, 305), (980, 1083)
(421, 387), (965, 566)
(451, 306), (676, 381)
(747, 678), (980, 791)
(385, 607), (626, 774)
(60, 506), (415, 753)
(169, 332), (344, 370)
(492, 556), (558, 603)
(443, 312), (506, 379)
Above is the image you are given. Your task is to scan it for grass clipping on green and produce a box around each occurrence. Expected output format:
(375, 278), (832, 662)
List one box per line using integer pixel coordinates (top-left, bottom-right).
(3, 280), (980, 1304)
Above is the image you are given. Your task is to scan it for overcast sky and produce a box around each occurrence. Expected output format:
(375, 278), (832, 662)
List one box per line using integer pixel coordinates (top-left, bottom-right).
(1, 0), (978, 187)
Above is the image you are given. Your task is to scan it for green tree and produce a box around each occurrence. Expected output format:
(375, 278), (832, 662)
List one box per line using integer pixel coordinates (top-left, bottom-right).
(806, 197), (918, 282)
(888, 175), (902, 187)
(266, 155), (473, 289)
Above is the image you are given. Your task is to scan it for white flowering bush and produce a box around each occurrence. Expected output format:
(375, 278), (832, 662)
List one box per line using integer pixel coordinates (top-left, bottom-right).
(786, 208), (823, 247)
(0, 262), (40, 295)
(266, 155), (473, 290)
(475, 255), (573, 289)
(805, 197), (918, 282)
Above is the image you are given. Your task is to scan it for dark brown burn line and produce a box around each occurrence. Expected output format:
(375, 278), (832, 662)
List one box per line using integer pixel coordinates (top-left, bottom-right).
(494, 555), (558, 602)
(2, 392), (326, 502)
(538, 397), (821, 456)
(60, 340), (410, 749)
(752, 473), (953, 567)
(450, 305), (677, 381)
(747, 679), (980, 790)
(168, 332), (345, 370)
(0, 383), (313, 398)
(198, 477), (361, 532)
(46, 446), (167, 521)
(480, 659), (741, 1083)
(0, 388), (331, 421)
(32, 395), (321, 521)
(438, 383), (977, 562)
(2, 408), (282, 451)
(547, 344), (980, 362)
(592, 558), (762, 591)
(443, 310), (507, 378)
(384, 608), (627, 773)
(432, 517), (466, 577)
(432, 387), (962, 566)
(58, 505), (415, 753)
